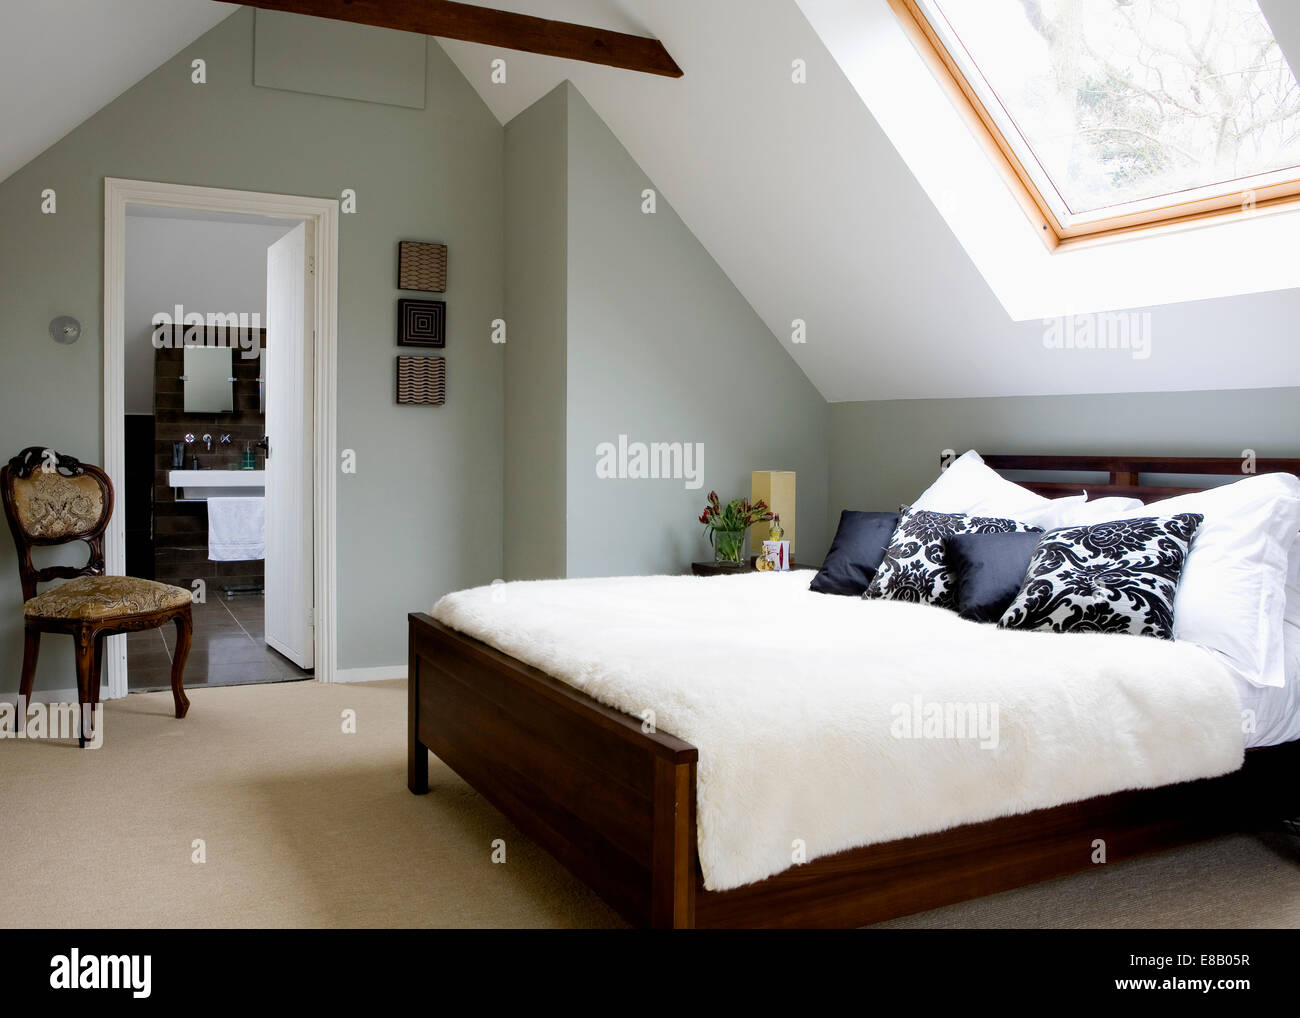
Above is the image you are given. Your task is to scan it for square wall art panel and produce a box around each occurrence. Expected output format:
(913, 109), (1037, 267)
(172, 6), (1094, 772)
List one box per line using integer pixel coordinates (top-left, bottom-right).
(398, 241), (448, 292)
(397, 299), (446, 348)
(396, 355), (446, 406)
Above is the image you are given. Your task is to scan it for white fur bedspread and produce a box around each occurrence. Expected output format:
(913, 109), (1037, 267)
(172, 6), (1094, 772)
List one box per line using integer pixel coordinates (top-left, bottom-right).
(432, 572), (1244, 892)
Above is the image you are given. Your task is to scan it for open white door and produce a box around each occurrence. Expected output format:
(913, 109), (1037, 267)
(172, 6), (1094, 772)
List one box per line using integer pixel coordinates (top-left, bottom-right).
(264, 221), (315, 669)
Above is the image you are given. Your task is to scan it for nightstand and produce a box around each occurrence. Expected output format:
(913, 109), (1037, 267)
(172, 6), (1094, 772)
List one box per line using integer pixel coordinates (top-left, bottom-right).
(691, 558), (815, 577)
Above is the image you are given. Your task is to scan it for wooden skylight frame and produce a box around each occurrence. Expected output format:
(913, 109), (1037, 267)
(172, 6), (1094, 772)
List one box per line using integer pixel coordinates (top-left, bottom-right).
(888, 0), (1300, 250)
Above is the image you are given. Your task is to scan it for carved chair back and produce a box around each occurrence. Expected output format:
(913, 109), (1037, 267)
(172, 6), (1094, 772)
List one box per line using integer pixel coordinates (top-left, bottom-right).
(0, 447), (114, 602)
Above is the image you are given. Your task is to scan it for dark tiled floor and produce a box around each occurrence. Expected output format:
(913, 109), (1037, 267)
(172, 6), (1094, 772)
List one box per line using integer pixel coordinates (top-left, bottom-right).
(126, 593), (312, 691)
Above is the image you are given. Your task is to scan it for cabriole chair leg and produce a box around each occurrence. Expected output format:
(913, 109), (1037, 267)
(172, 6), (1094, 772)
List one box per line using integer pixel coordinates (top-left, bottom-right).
(171, 608), (192, 719)
(73, 627), (94, 749)
(18, 627), (39, 704)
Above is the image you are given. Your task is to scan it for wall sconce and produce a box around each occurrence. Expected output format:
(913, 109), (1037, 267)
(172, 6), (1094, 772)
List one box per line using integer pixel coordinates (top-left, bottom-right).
(49, 315), (82, 345)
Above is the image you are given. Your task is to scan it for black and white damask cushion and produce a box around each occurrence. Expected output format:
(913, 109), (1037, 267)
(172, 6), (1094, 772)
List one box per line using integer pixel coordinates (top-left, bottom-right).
(997, 514), (1204, 640)
(863, 507), (1042, 609)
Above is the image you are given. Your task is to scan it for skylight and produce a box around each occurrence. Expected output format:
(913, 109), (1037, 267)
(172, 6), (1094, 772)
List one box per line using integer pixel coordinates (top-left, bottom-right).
(900, 0), (1300, 244)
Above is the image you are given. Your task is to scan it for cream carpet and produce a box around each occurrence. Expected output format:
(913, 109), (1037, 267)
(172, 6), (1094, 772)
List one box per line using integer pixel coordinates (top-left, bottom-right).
(2, 679), (1296, 928)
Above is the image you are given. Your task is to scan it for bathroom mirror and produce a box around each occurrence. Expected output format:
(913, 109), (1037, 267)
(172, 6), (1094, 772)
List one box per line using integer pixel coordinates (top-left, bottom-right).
(183, 346), (235, 413)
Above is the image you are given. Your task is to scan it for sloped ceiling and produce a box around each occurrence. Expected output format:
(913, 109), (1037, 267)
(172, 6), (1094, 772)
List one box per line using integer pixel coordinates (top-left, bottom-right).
(437, 0), (1300, 402)
(5, 0), (1299, 401)
(0, 0), (237, 184)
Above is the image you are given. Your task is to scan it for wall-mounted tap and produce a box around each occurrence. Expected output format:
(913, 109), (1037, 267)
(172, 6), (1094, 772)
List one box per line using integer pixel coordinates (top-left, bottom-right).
(219, 434), (232, 446)
(201, 433), (213, 452)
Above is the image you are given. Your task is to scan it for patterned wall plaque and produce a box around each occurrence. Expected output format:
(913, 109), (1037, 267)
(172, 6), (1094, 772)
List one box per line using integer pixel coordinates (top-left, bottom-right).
(397, 299), (446, 347)
(398, 241), (448, 292)
(396, 355), (446, 406)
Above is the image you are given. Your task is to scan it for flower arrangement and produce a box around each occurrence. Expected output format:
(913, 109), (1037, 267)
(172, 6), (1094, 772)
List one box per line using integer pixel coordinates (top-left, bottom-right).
(698, 490), (773, 565)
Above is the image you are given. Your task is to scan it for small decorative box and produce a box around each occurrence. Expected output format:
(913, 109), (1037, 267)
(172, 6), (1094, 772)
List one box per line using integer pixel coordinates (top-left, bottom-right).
(761, 540), (791, 571)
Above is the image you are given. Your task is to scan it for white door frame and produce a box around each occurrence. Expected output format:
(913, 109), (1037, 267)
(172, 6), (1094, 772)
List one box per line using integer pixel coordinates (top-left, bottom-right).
(103, 177), (339, 694)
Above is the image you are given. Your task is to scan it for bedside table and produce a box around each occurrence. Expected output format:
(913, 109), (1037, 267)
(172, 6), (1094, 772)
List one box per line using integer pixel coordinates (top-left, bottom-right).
(691, 559), (815, 577)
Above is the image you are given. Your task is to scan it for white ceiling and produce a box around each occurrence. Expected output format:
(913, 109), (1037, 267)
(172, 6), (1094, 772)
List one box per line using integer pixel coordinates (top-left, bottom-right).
(0, 0), (237, 184)
(436, 0), (1300, 401)
(6, 0), (1299, 401)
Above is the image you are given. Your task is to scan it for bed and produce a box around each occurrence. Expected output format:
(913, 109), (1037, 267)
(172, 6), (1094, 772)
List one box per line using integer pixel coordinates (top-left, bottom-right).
(407, 454), (1300, 928)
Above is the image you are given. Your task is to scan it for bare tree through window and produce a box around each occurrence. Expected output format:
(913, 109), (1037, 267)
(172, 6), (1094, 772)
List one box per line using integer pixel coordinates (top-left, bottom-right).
(930, 0), (1300, 213)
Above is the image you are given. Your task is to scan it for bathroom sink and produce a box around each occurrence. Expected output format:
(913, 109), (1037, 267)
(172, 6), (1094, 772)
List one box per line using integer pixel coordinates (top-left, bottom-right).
(168, 470), (265, 500)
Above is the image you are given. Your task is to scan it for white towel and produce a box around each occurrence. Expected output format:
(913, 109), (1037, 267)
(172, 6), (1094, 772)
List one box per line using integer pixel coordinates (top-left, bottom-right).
(207, 497), (265, 561)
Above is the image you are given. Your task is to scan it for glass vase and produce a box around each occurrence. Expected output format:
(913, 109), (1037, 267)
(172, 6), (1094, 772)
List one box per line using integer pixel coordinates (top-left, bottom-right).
(712, 527), (749, 566)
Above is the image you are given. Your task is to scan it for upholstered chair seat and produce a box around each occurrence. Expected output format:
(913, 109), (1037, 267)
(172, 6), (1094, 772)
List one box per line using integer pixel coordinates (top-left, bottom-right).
(24, 575), (192, 621)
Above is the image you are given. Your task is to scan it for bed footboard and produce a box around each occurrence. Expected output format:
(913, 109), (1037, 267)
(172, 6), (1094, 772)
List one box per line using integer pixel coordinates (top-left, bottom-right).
(407, 612), (698, 928)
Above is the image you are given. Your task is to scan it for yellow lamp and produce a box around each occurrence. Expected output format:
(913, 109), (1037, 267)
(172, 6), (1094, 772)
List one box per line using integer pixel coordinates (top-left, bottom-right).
(750, 470), (795, 557)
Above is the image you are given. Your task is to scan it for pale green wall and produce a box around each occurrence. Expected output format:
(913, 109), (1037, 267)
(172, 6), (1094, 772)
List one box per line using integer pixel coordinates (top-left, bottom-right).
(562, 85), (831, 575)
(501, 83), (831, 578)
(503, 86), (568, 580)
(0, 9), (505, 688)
(828, 388), (1300, 525)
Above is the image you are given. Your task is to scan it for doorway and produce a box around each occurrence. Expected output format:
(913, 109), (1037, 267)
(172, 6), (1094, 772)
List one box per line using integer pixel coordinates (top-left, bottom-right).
(104, 179), (339, 697)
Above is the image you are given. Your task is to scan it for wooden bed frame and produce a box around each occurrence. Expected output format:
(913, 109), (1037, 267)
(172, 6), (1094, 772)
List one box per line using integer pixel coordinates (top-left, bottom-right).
(408, 454), (1300, 928)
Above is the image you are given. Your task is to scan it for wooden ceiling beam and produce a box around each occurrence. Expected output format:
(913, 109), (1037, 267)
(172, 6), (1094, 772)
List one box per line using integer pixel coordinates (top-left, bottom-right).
(232, 0), (683, 77)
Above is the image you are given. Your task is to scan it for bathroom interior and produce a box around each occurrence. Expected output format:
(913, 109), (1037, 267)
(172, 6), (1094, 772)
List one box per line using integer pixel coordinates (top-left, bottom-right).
(123, 206), (312, 690)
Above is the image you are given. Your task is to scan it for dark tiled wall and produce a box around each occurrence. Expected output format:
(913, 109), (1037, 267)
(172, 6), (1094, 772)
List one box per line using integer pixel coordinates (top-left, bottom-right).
(124, 414), (156, 579)
(153, 331), (265, 590)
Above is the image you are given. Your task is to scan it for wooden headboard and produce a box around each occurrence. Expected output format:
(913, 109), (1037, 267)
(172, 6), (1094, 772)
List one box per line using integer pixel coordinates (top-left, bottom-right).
(983, 454), (1300, 504)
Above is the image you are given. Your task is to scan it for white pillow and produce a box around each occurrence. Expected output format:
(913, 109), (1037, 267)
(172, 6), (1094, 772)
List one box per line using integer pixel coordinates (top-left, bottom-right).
(913, 450), (1144, 527)
(1287, 620), (1299, 685)
(913, 450), (1048, 516)
(1117, 473), (1300, 688)
(1015, 494), (1147, 530)
(1008, 494), (1084, 529)
(1286, 531), (1300, 628)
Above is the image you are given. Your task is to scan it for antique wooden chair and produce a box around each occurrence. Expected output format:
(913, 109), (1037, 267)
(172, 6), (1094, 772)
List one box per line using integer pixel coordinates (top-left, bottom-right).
(1, 447), (192, 744)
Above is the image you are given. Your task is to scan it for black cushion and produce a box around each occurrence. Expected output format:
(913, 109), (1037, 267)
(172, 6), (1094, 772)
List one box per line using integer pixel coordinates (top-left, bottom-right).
(809, 511), (899, 596)
(947, 531), (1044, 623)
